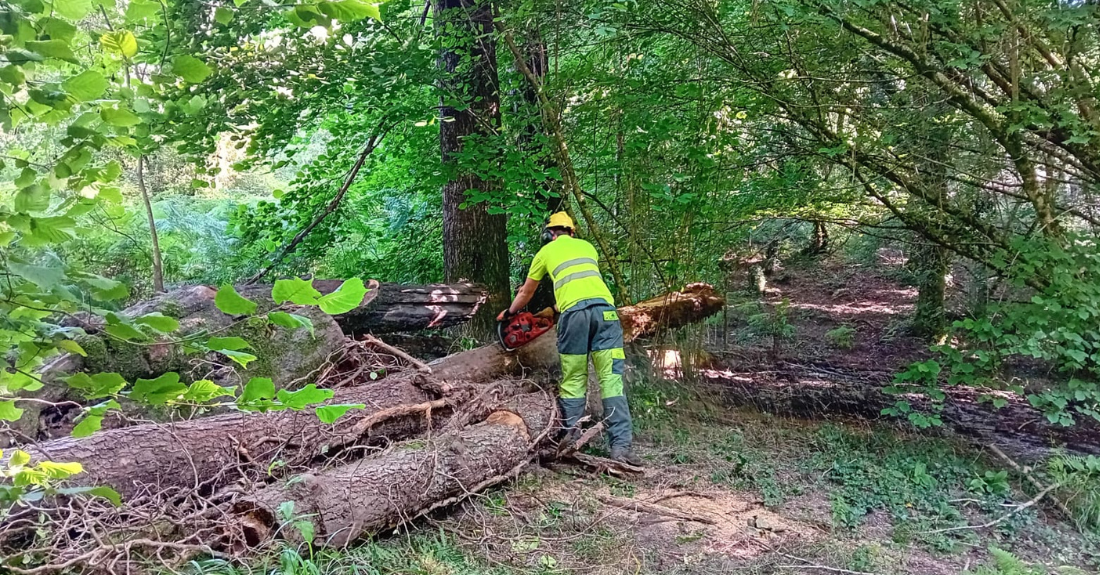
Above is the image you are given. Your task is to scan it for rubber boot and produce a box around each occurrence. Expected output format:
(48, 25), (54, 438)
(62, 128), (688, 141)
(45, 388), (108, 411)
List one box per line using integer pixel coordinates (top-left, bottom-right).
(603, 396), (643, 466)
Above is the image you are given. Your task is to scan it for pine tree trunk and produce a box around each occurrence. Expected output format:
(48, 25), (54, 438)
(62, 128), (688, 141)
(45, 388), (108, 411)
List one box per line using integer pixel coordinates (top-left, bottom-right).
(436, 0), (509, 338)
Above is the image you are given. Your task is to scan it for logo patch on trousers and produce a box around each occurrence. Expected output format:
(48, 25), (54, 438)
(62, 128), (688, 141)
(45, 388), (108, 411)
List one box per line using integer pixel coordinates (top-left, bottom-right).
(603, 310), (619, 321)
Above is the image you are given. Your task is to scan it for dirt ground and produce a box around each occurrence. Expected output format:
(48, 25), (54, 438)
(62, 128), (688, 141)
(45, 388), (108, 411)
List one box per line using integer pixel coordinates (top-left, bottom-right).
(416, 254), (1096, 575)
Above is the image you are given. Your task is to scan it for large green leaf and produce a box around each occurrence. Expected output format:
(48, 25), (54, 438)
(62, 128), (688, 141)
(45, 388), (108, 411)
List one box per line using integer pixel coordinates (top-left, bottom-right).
(26, 40), (79, 64)
(57, 485), (122, 506)
(173, 55), (212, 83)
(268, 311), (314, 335)
(276, 384), (333, 410)
(206, 336), (251, 351)
(316, 403), (364, 424)
(214, 285), (257, 315)
(214, 6), (234, 24)
(37, 461), (83, 479)
(40, 18), (78, 42)
(62, 70), (107, 101)
(317, 278), (368, 315)
(181, 379), (236, 403)
(129, 373), (187, 405)
(71, 400), (120, 438)
(271, 277), (321, 305)
(318, 0), (381, 22)
(54, 0), (93, 20)
(26, 216), (75, 245)
(218, 349), (258, 368)
(63, 372), (127, 399)
(14, 184), (49, 213)
(103, 323), (147, 342)
(0, 401), (24, 422)
(134, 313), (180, 333)
(99, 31), (138, 58)
(101, 106), (142, 127)
(124, 0), (159, 23)
(241, 377), (275, 403)
(7, 260), (65, 289)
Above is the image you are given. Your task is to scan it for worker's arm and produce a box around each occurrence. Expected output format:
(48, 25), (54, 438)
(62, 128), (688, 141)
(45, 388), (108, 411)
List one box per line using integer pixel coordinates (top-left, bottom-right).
(497, 278), (540, 321)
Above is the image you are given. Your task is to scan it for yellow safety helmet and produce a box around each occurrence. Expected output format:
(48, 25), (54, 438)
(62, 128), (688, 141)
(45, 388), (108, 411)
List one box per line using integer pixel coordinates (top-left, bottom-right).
(547, 211), (575, 230)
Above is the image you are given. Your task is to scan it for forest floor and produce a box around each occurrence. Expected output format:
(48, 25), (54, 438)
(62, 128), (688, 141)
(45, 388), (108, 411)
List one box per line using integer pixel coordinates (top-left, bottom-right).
(190, 255), (1097, 575)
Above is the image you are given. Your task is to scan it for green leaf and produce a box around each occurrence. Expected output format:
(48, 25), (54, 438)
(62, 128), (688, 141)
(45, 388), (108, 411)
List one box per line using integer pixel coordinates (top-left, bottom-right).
(74, 272), (128, 300)
(214, 6), (234, 24)
(72, 414), (104, 437)
(7, 260), (65, 289)
(316, 403), (364, 424)
(99, 31), (138, 58)
(215, 285), (258, 315)
(27, 216), (75, 244)
(57, 339), (86, 356)
(124, 0), (159, 22)
(57, 485), (122, 506)
(101, 106), (142, 127)
(276, 384), (333, 410)
(217, 349), (258, 368)
(62, 70), (108, 101)
(54, 0), (94, 20)
(268, 311), (314, 334)
(271, 277), (321, 305)
(0, 401), (24, 422)
(173, 55), (212, 83)
(37, 461), (83, 479)
(40, 17), (78, 42)
(10, 450), (30, 467)
(27, 40), (79, 64)
(241, 377), (275, 403)
(63, 372), (127, 398)
(129, 373), (187, 405)
(0, 65), (26, 86)
(14, 185), (50, 213)
(181, 379), (236, 403)
(206, 336), (251, 351)
(97, 186), (123, 203)
(133, 312), (180, 333)
(103, 323), (147, 342)
(318, 0), (381, 22)
(317, 278), (368, 314)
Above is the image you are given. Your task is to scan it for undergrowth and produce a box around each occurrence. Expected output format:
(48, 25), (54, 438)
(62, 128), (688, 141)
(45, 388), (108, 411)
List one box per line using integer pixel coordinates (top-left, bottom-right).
(185, 534), (505, 575)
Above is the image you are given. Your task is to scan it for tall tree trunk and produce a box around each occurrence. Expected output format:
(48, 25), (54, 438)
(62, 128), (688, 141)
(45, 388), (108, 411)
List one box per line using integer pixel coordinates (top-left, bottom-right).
(137, 155), (165, 293)
(436, 0), (509, 337)
(911, 241), (951, 342)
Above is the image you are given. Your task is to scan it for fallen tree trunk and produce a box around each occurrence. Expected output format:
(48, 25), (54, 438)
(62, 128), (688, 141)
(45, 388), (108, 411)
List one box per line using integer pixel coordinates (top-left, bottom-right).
(704, 362), (1100, 460)
(18, 332), (561, 499)
(619, 283), (724, 341)
(231, 393), (556, 548)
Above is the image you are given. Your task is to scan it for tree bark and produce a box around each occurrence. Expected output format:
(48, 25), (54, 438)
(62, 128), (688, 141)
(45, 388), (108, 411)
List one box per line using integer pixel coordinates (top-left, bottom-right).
(910, 241), (951, 341)
(241, 280), (490, 335)
(705, 363), (1100, 461)
(231, 393), (556, 548)
(435, 0), (509, 338)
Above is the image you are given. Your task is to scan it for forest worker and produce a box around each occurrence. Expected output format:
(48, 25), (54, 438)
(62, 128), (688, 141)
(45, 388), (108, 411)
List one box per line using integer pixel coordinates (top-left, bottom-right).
(497, 212), (643, 467)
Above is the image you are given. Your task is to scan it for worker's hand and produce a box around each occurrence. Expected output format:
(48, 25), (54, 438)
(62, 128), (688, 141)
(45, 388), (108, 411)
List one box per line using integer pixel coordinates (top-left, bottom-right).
(496, 309), (514, 322)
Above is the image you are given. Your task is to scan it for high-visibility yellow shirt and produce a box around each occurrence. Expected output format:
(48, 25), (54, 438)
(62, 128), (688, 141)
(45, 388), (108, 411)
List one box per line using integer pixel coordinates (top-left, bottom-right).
(527, 236), (615, 312)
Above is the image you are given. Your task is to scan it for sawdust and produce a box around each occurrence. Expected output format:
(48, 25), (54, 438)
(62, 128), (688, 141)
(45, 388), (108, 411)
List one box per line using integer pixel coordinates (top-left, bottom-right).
(592, 486), (819, 561)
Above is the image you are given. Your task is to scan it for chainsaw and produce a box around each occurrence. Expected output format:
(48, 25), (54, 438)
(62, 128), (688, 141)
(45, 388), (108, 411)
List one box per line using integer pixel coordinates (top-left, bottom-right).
(497, 308), (555, 352)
